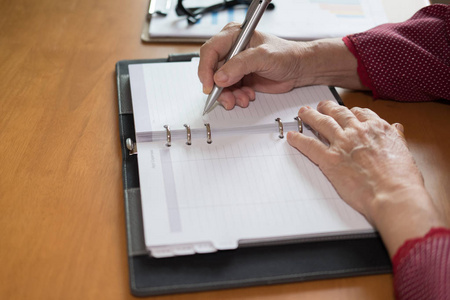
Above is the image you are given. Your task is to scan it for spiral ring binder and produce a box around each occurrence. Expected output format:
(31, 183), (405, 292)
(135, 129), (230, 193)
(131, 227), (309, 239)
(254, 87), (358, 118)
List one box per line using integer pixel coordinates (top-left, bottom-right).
(184, 124), (192, 145)
(159, 116), (302, 148)
(204, 123), (212, 144)
(295, 117), (303, 133)
(275, 118), (284, 138)
(164, 125), (171, 147)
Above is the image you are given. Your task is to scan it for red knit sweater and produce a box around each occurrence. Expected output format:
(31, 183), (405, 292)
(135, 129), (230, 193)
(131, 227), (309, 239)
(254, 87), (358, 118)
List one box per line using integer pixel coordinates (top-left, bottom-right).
(343, 4), (450, 102)
(392, 228), (450, 300)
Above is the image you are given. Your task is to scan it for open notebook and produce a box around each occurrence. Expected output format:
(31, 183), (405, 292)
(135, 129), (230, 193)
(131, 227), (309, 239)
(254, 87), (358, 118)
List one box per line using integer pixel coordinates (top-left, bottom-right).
(128, 58), (374, 258)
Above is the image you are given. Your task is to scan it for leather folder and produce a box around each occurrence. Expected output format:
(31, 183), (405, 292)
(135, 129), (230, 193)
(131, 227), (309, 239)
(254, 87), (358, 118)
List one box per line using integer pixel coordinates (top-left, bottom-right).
(115, 54), (392, 297)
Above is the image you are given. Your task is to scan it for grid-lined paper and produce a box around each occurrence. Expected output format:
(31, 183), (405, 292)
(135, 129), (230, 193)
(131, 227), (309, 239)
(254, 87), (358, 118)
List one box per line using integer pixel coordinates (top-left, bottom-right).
(129, 59), (374, 258)
(129, 59), (338, 135)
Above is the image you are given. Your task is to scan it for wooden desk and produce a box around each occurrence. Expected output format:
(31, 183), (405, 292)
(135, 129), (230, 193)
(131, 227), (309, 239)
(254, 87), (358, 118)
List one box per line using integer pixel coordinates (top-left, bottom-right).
(0, 0), (448, 299)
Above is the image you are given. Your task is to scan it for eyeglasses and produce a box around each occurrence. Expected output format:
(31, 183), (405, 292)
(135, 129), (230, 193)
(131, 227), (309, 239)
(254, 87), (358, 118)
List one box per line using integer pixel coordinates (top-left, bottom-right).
(176, 0), (275, 25)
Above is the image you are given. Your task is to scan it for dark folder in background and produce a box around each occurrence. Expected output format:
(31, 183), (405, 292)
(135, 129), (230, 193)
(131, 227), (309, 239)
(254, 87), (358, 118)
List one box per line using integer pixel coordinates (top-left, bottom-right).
(115, 54), (392, 297)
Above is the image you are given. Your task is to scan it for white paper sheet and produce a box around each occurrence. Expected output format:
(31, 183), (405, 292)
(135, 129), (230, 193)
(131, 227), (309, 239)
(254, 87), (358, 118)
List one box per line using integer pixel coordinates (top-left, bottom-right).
(149, 0), (389, 41)
(128, 58), (374, 258)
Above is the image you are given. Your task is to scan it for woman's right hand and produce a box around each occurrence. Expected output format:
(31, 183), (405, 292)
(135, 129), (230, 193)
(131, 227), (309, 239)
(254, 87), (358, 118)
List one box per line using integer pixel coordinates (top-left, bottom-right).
(198, 23), (311, 109)
(198, 23), (364, 110)
(287, 101), (447, 256)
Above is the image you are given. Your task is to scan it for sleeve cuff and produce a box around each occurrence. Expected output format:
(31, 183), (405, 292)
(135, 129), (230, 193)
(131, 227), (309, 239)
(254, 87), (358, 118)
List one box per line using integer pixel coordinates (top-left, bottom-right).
(342, 36), (379, 99)
(392, 227), (450, 273)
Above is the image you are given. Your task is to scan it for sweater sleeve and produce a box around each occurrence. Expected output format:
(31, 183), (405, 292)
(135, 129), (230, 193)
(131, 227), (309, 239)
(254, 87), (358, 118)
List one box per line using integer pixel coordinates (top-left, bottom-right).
(342, 4), (450, 102)
(392, 227), (450, 300)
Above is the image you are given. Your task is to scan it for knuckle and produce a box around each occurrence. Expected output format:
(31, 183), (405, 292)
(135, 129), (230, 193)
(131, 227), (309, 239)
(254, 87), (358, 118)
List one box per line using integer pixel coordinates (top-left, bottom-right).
(350, 106), (362, 114)
(303, 136), (316, 150)
(325, 151), (342, 167)
(316, 115), (337, 131)
(330, 106), (345, 118)
(315, 117), (329, 128)
(224, 21), (240, 29)
(369, 118), (389, 131)
(355, 126), (370, 140)
(320, 100), (335, 109)
(254, 44), (272, 56)
(317, 148), (341, 173)
(199, 41), (212, 56)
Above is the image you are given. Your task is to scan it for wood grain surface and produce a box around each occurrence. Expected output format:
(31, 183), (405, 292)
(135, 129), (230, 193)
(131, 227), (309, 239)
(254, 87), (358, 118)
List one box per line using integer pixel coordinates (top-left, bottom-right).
(1, 0), (447, 299)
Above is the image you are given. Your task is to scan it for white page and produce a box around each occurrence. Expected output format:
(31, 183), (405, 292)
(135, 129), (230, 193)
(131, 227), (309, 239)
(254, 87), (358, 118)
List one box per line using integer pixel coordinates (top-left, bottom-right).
(149, 0), (388, 41)
(128, 59), (374, 258)
(138, 132), (373, 257)
(129, 59), (338, 142)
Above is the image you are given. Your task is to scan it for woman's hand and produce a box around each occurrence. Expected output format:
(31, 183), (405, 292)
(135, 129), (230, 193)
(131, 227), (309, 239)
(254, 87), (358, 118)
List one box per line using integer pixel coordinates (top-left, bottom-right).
(287, 101), (417, 222)
(287, 101), (446, 256)
(198, 22), (306, 109)
(198, 23), (364, 110)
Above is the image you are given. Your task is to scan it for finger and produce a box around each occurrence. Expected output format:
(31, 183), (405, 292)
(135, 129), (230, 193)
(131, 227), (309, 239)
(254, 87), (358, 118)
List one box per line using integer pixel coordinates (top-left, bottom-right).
(350, 106), (380, 122)
(297, 106), (343, 143)
(217, 89), (237, 110)
(198, 22), (242, 94)
(216, 85), (256, 110)
(317, 100), (359, 129)
(392, 122), (405, 140)
(286, 131), (329, 166)
(198, 45), (218, 94)
(231, 88), (252, 108)
(240, 86), (256, 102)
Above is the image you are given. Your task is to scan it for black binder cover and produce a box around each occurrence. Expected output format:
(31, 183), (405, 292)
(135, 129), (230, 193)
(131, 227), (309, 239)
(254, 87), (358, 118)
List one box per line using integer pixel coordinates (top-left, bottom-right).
(116, 55), (392, 297)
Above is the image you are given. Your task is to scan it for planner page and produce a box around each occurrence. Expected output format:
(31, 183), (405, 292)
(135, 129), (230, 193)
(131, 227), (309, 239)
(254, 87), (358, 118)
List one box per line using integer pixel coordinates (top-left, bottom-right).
(128, 58), (338, 142)
(137, 130), (374, 258)
(128, 58), (375, 258)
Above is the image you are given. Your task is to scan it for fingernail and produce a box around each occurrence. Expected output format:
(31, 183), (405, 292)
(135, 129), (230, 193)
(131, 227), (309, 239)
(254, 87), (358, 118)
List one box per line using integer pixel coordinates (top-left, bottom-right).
(203, 86), (212, 94)
(317, 100), (327, 107)
(394, 123), (404, 132)
(215, 70), (228, 83)
(299, 106), (311, 113)
(220, 100), (229, 110)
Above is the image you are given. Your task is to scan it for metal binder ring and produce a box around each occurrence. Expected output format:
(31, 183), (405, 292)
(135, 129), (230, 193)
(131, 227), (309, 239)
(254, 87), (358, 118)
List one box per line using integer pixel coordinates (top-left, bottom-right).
(164, 125), (171, 147)
(184, 124), (191, 145)
(204, 123), (212, 144)
(126, 138), (137, 155)
(275, 118), (284, 138)
(294, 116), (303, 133)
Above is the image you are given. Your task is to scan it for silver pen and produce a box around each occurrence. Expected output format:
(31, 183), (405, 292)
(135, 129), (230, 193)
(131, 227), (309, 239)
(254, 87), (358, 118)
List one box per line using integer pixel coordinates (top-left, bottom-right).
(202, 0), (272, 115)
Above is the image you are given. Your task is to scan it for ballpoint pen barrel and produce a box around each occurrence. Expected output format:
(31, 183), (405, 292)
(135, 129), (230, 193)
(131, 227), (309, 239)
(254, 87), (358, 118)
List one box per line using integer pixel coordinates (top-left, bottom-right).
(225, 1), (269, 61)
(203, 0), (271, 115)
(203, 85), (224, 115)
